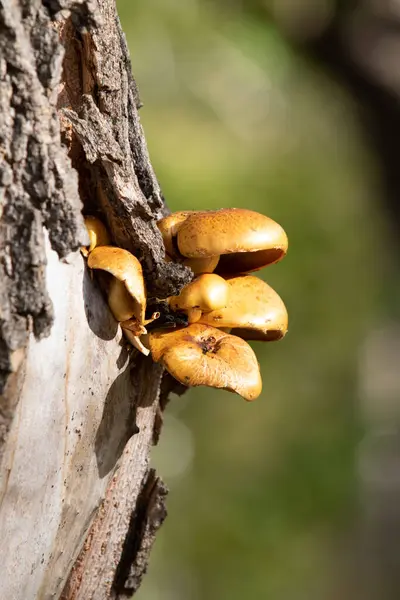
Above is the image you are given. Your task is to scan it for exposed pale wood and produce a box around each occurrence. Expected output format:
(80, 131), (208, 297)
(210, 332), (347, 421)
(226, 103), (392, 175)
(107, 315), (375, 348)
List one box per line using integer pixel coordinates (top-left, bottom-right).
(0, 0), (191, 598)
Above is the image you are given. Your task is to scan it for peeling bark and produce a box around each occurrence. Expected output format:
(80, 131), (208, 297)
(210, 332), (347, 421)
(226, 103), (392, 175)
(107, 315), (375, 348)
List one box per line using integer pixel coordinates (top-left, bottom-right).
(0, 0), (190, 597)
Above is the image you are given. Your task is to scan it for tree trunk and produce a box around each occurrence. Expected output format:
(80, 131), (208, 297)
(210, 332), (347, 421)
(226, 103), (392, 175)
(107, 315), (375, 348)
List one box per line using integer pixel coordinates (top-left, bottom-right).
(0, 1), (191, 598)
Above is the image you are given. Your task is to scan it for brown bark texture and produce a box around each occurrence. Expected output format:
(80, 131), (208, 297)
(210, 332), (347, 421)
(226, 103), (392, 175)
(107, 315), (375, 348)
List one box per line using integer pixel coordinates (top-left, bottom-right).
(0, 1), (191, 598)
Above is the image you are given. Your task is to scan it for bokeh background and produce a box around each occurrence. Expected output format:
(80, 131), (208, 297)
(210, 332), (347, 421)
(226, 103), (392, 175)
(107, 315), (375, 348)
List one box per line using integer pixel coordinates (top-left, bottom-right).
(117, 2), (400, 599)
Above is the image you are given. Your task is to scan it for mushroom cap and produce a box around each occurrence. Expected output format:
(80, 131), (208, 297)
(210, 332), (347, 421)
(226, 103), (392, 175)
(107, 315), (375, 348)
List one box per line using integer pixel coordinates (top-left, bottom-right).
(87, 246), (146, 323)
(157, 211), (196, 258)
(176, 208), (288, 274)
(149, 323), (262, 401)
(84, 216), (111, 253)
(168, 274), (230, 314)
(198, 275), (288, 341)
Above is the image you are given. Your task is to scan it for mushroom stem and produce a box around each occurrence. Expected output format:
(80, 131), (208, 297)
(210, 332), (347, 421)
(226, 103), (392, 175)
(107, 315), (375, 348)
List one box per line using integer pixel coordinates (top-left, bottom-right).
(143, 312), (161, 326)
(122, 327), (150, 356)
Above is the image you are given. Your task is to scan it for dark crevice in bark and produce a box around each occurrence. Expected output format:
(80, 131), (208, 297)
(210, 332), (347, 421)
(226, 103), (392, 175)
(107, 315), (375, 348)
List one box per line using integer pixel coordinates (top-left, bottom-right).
(112, 469), (168, 598)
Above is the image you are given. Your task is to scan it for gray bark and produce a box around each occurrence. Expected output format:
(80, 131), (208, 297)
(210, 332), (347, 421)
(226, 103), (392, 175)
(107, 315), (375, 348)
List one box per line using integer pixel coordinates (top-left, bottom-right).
(0, 0), (191, 598)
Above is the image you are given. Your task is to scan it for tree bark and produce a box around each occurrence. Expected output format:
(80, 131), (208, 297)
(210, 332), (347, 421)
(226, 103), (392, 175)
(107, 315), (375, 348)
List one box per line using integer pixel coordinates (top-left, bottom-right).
(0, 1), (191, 598)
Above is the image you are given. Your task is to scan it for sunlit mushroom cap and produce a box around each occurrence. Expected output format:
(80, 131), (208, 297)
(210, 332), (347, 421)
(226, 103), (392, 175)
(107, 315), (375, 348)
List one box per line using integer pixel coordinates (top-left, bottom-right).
(83, 216), (111, 253)
(157, 211), (196, 258)
(149, 323), (262, 401)
(169, 274), (229, 314)
(198, 275), (288, 341)
(87, 246), (146, 324)
(176, 208), (288, 275)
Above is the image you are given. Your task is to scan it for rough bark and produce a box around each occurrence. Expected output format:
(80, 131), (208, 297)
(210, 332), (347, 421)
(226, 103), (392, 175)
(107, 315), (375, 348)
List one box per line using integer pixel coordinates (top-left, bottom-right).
(0, 1), (191, 598)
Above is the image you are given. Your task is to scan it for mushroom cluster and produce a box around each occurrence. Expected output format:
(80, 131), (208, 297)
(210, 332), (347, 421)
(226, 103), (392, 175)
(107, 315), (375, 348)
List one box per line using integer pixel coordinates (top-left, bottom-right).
(82, 217), (158, 356)
(82, 208), (288, 401)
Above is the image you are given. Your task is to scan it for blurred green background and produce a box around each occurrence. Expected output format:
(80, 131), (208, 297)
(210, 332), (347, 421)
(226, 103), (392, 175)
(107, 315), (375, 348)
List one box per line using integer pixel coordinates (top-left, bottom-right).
(117, 2), (397, 599)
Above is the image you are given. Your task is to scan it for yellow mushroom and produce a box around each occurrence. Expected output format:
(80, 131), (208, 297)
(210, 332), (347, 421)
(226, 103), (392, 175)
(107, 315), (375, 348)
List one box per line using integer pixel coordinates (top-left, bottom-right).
(87, 246), (146, 325)
(198, 275), (288, 341)
(157, 211), (220, 275)
(87, 246), (160, 356)
(164, 253), (219, 275)
(182, 255), (220, 275)
(107, 278), (138, 322)
(168, 274), (229, 323)
(149, 323), (262, 401)
(81, 215), (111, 256)
(156, 211), (195, 259)
(175, 208), (288, 275)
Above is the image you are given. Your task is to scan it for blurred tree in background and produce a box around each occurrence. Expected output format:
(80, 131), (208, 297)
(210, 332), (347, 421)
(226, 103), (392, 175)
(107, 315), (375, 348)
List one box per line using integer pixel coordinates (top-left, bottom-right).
(117, 1), (400, 599)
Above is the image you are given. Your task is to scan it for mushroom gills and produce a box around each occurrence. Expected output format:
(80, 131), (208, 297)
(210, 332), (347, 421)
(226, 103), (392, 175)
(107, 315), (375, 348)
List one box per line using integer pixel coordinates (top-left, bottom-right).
(108, 278), (139, 322)
(87, 245), (146, 324)
(215, 247), (285, 275)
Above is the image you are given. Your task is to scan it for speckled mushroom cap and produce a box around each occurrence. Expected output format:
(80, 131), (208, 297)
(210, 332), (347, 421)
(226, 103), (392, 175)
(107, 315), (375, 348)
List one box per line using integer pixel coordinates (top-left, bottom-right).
(157, 208), (287, 275)
(168, 274), (229, 313)
(149, 323), (262, 401)
(198, 275), (288, 341)
(175, 208), (288, 275)
(87, 246), (146, 324)
(156, 211), (196, 258)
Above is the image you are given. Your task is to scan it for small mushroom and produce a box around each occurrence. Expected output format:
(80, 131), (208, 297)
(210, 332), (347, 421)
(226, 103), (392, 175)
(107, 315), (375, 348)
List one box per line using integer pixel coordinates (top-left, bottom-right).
(157, 211), (195, 259)
(87, 246), (146, 324)
(149, 323), (262, 401)
(107, 278), (138, 322)
(81, 216), (111, 256)
(198, 275), (288, 341)
(157, 211), (220, 275)
(176, 208), (288, 275)
(168, 274), (230, 323)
